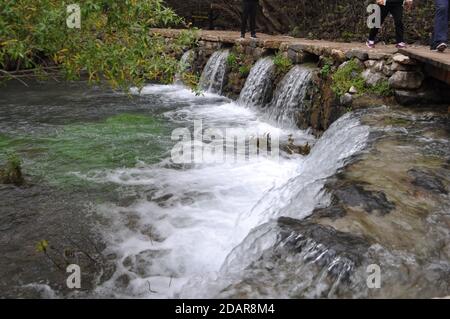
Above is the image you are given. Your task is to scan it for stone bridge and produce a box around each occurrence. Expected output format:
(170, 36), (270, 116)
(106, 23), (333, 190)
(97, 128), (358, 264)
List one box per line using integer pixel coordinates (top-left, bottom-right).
(151, 28), (450, 87)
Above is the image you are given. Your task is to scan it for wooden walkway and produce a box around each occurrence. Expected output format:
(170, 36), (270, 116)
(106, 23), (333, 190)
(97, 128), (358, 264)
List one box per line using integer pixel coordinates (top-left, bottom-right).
(151, 28), (450, 85)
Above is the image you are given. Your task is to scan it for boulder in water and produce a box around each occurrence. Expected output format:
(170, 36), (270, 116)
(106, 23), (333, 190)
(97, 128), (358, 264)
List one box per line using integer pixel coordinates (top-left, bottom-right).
(0, 154), (24, 186)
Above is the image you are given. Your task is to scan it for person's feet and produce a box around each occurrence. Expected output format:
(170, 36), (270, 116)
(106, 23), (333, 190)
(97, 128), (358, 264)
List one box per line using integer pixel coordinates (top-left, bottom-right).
(240, 33), (245, 39)
(366, 40), (375, 49)
(396, 42), (407, 49)
(431, 43), (448, 52)
(250, 34), (257, 39)
(437, 42), (448, 52)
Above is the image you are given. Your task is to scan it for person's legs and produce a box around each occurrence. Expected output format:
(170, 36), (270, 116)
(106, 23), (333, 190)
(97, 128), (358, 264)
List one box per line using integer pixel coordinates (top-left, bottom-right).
(432, 0), (449, 48)
(249, 2), (257, 37)
(241, 2), (250, 36)
(389, 3), (405, 44)
(368, 5), (389, 42)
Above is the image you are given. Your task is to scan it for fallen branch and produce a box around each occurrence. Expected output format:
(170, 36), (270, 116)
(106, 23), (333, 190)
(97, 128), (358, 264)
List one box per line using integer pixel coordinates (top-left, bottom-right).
(0, 69), (29, 87)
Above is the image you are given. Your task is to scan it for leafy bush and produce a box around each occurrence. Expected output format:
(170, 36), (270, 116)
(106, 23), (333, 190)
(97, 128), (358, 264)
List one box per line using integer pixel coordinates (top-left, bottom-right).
(227, 53), (238, 69)
(0, 0), (197, 89)
(238, 65), (251, 77)
(331, 59), (365, 96)
(331, 59), (393, 97)
(369, 79), (393, 97)
(273, 52), (292, 74)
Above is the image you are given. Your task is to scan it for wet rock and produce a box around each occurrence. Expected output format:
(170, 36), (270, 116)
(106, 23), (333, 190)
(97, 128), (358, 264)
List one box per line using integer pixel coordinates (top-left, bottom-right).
(368, 52), (391, 60)
(362, 69), (386, 86)
(382, 65), (394, 76)
(388, 71), (424, 90)
(218, 218), (371, 298)
(340, 93), (353, 106)
(390, 61), (419, 72)
(364, 60), (377, 69)
(392, 53), (417, 65)
(374, 61), (385, 73)
(331, 49), (346, 63)
(285, 135), (311, 155)
(394, 78), (450, 105)
(287, 48), (304, 64)
(312, 204), (347, 220)
(0, 160), (24, 186)
(278, 217), (370, 259)
(333, 183), (395, 215)
(115, 274), (131, 289)
(408, 168), (448, 194)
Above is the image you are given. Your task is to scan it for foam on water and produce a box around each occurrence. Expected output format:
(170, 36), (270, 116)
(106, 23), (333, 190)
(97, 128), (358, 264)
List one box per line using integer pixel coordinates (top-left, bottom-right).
(86, 82), (369, 298)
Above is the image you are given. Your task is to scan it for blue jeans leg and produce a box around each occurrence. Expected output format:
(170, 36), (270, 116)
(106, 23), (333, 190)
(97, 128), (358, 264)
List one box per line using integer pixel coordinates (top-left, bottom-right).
(433, 0), (449, 47)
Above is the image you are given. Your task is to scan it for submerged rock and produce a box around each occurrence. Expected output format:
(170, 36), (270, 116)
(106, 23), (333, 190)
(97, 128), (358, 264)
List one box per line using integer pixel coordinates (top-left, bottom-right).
(0, 157), (24, 186)
(408, 168), (448, 194)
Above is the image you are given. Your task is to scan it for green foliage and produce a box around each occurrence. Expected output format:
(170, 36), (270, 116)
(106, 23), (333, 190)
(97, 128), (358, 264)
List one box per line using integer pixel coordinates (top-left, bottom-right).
(0, 0), (197, 90)
(238, 64), (251, 77)
(226, 51), (253, 78)
(181, 71), (202, 95)
(320, 59), (333, 78)
(331, 59), (393, 97)
(369, 79), (393, 97)
(273, 52), (292, 74)
(331, 59), (365, 96)
(227, 53), (239, 69)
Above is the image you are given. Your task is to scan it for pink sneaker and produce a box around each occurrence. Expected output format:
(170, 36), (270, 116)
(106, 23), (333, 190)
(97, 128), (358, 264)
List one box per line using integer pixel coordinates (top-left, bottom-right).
(366, 40), (375, 49)
(396, 42), (407, 49)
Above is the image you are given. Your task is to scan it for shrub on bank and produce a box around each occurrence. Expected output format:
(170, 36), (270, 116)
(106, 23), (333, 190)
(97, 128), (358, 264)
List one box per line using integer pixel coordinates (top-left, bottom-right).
(0, 0), (197, 89)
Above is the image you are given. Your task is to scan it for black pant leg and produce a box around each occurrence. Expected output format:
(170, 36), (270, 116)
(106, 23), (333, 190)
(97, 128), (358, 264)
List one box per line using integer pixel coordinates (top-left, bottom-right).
(249, 2), (257, 36)
(241, 3), (250, 35)
(390, 3), (405, 43)
(368, 5), (389, 41)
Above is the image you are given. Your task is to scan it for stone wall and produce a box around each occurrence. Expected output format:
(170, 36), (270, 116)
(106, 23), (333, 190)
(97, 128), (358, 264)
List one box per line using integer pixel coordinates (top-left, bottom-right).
(178, 36), (450, 135)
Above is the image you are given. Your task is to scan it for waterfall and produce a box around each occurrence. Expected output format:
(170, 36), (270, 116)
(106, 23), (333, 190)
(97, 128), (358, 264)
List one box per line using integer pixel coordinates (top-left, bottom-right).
(174, 50), (194, 85)
(180, 112), (371, 298)
(238, 56), (275, 107)
(266, 65), (312, 128)
(199, 50), (229, 94)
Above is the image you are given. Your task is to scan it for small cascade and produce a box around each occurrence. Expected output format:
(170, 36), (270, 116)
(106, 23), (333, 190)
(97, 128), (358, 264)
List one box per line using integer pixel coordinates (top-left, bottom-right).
(238, 56), (275, 107)
(174, 50), (194, 85)
(199, 50), (229, 94)
(266, 65), (312, 128)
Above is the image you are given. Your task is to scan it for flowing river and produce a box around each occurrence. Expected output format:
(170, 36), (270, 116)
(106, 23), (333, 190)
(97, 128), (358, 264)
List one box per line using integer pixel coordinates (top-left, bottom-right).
(0, 52), (449, 298)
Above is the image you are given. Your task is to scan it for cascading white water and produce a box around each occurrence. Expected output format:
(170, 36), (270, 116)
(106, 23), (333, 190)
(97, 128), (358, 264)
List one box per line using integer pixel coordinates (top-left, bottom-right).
(199, 50), (229, 94)
(238, 56), (275, 107)
(266, 65), (312, 128)
(174, 50), (194, 85)
(82, 51), (369, 298)
(87, 81), (369, 298)
(179, 112), (370, 298)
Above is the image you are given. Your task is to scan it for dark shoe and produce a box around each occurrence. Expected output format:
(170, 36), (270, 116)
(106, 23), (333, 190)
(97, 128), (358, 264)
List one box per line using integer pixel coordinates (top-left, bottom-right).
(240, 33), (245, 39)
(250, 34), (257, 39)
(437, 42), (447, 52)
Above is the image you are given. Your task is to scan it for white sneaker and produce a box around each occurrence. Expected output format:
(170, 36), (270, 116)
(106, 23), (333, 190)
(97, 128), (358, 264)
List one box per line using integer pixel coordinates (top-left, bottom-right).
(437, 43), (448, 52)
(366, 40), (375, 48)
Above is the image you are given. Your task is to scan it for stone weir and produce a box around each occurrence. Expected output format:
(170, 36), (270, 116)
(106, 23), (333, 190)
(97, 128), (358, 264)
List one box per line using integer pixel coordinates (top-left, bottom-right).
(152, 28), (450, 134)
